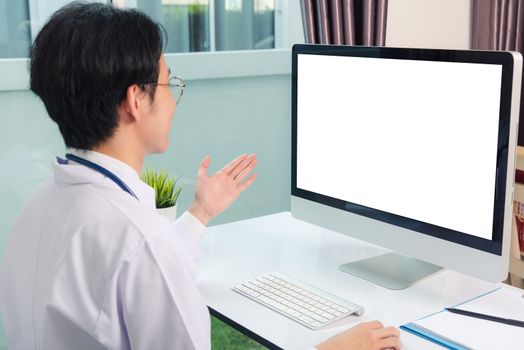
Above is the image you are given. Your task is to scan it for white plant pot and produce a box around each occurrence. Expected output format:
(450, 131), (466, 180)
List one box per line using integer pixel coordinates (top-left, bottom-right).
(157, 204), (177, 221)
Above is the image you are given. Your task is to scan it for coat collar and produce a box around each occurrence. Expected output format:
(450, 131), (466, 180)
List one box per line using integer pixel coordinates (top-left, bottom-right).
(54, 149), (156, 210)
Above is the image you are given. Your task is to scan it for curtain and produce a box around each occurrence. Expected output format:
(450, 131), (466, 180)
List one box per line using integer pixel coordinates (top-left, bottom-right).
(471, 0), (524, 145)
(300, 0), (388, 46)
(471, 0), (524, 51)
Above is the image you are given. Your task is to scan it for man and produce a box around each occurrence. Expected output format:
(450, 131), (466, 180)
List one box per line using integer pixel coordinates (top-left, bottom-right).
(0, 2), (401, 349)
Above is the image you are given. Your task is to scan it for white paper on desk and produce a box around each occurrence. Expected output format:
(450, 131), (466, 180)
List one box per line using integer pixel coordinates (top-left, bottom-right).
(412, 288), (524, 350)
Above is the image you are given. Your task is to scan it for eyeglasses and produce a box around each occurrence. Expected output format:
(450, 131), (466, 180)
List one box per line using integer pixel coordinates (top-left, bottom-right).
(142, 76), (185, 104)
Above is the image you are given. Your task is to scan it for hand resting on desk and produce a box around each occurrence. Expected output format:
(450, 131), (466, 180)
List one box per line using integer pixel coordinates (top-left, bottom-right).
(316, 321), (401, 350)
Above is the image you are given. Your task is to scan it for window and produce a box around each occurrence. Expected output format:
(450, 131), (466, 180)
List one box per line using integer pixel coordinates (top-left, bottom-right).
(0, 0), (31, 58)
(125, 0), (277, 53)
(0, 0), (282, 59)
(0, 0), (107, 59)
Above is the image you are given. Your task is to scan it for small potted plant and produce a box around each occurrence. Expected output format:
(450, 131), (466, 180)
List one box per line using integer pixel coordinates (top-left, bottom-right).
(141, 167), (182, 221)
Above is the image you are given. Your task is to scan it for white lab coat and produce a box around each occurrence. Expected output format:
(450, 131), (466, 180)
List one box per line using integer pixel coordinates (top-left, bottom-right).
(0, 150), (211, 350)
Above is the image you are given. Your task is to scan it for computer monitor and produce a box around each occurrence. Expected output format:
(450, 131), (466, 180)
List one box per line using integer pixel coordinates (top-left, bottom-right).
(291, 44), (522, 289)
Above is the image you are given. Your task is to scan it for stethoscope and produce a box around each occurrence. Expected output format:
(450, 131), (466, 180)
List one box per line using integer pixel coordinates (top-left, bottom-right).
(65, 153), (139, 200)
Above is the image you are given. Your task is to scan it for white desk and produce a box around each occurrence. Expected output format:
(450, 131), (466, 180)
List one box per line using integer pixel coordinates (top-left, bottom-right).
(196, 212), (523, 349)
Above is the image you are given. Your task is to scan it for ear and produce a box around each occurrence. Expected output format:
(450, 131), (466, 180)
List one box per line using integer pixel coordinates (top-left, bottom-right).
(120, 84), (148, 123)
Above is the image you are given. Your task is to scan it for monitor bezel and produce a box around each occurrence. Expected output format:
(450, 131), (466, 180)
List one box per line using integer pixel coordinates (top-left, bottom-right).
(292, 44), (517, 256)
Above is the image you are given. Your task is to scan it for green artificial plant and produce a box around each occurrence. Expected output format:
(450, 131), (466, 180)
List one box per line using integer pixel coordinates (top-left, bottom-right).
(140, 168), (182, 209)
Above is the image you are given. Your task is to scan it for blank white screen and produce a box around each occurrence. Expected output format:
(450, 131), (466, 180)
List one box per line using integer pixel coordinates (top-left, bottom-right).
(296, 54), (503, 240)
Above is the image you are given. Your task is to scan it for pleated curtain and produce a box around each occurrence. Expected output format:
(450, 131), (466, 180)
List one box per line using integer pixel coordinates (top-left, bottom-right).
(471, 0), (524, 144)
(300, 0), (388, 46)
(471, 0), (524, 51)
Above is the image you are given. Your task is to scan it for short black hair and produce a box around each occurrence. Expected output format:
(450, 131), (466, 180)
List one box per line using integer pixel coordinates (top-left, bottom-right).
(30, 2), (165, 150)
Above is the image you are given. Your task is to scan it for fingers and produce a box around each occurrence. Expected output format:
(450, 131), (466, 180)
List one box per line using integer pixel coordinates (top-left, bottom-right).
(238, 173), (257, 192)
(234, 155), (257, 182)
(198, 155), (212, 176)
(227, 153), (255, 177)
(363, 320), (384, 329)
(222, 153), (248, 174)
(376, 326), (401, 350)
(377, 326), (400, 339)
(378, 336), (402, 350)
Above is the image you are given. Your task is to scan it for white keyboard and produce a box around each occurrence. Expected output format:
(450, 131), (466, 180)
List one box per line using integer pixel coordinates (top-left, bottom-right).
(232, 272), (364, 330)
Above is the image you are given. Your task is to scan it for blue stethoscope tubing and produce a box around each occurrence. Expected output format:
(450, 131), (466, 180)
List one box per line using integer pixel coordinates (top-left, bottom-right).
(65, 153), (139, 200)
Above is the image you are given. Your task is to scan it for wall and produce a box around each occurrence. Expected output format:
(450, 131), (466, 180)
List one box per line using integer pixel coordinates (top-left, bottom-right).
(148, 73), (292, 225)
(387, 0), (471, 49)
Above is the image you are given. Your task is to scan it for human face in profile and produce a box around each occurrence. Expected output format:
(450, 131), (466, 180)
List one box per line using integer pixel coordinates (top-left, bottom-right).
(141, 55), (177, 155)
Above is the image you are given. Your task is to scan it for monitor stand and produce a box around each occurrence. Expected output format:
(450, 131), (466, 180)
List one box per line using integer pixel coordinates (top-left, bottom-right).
(339, 253), (442, 290)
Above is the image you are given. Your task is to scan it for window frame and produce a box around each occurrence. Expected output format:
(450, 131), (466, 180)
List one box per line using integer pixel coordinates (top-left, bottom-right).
(0, 49), (291, 92)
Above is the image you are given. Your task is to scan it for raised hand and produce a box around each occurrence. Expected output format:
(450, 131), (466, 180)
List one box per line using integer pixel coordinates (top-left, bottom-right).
(188, 153), (257, 225)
